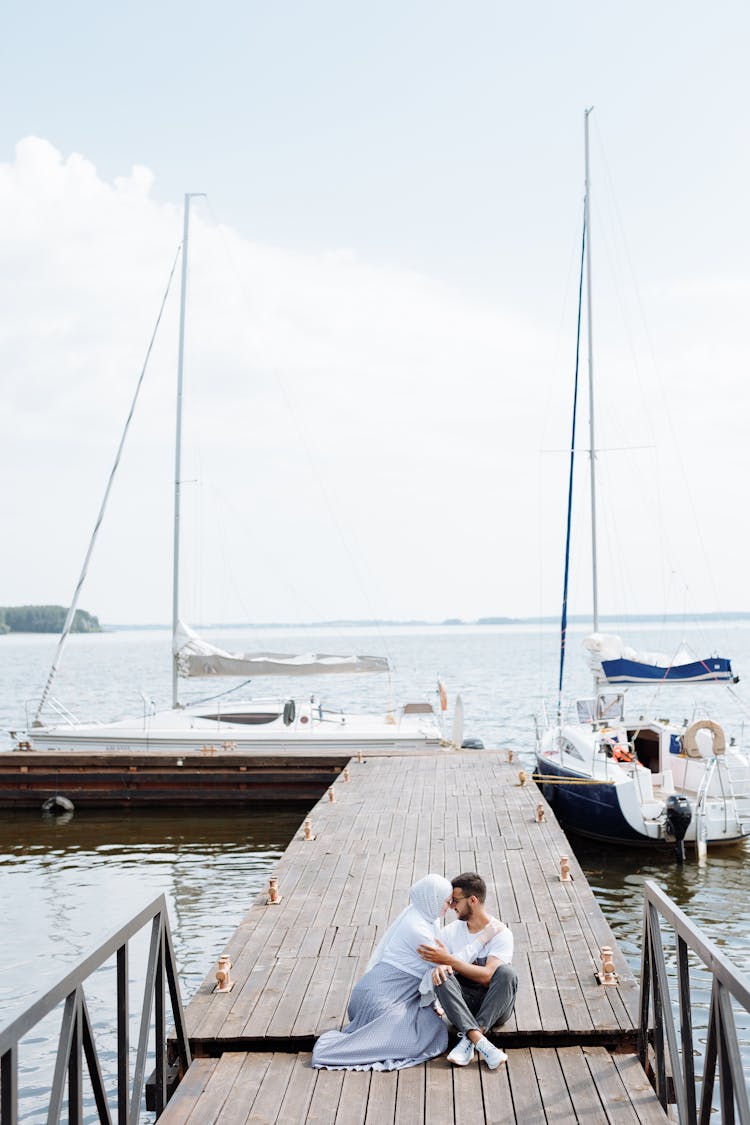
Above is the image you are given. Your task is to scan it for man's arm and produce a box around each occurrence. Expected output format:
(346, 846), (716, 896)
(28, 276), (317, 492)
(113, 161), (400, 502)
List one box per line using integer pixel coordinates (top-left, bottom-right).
(417, 940), (502, 987)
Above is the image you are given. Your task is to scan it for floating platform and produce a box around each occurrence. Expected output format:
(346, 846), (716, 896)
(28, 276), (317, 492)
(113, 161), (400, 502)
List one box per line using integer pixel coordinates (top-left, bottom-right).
(156, 751), (668, 1122)
(0, 747), (354, 807)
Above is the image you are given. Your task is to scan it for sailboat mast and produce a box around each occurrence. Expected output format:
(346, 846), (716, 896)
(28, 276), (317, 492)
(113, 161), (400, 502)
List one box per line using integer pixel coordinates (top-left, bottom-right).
(584, 108), (599, 634)
(172, 192), (204, 708)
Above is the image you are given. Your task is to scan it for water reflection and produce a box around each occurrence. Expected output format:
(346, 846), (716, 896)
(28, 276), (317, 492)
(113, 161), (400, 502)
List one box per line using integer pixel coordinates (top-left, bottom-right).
(570, 834), (750, 972)
(0, 808), (302, 1122)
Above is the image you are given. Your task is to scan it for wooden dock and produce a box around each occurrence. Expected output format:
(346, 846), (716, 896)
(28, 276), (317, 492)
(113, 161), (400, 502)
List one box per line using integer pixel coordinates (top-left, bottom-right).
(160, 751), (669, 1122)
(0, 748), (351, 807)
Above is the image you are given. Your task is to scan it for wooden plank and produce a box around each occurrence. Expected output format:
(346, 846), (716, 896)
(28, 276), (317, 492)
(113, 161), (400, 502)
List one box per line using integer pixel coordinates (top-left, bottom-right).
(181, 1052), (246, 1124)
(333, 1070), (372, 1125)
(274, 1054), (319, 1125)
(611, 1053), (671, 1123)
(394, 1064), (425, 1123)
(306, 1068), (345, 1122)
(292, 955), (340, 1037)
(478, 1060), (515, 1125)
(213, 1054), (274, 1124)
(452, 1063), (486, 1125)
(529, 1047), (576, 1122)
(424, 1057), (456, 1125)
(554, 1047), (609, 1123)
(157, 1058), (218, 1125)
(528, 951), (567, 1031)
(363, 1069), (397, 1124)
(505, 1048), (545, 1123)
(507, 953), (543, 1033)
(245, 1053), (298, 1123)
(266, 957), (319, 1038)
(583, 1046), (642, 1125)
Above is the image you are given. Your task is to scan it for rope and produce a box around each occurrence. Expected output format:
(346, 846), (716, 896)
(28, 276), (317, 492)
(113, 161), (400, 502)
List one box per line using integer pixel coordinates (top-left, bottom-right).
(558, 205), (587, 717)
(531, 774), (616, 786)
(34, 245), (182, 724)
(189, 678), (254, 706)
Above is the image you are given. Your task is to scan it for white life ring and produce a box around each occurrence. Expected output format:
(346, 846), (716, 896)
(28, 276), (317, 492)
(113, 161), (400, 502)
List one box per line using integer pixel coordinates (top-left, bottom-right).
(683, 719), (726, 758)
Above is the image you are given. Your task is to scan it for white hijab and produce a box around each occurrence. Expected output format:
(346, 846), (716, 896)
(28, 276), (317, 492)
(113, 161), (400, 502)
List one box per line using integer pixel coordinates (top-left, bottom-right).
(367, 874), (452, 978)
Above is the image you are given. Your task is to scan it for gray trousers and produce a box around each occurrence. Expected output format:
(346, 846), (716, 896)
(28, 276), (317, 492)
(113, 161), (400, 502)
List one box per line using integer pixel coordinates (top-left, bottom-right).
(435, 963), (518, 1036)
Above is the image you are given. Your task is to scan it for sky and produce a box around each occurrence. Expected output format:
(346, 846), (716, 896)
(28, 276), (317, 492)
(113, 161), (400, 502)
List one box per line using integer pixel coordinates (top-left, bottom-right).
(1, 1), (749, 626)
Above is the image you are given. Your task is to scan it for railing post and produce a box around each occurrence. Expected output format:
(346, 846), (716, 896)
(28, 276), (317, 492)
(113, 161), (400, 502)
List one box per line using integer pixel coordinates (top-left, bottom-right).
(68, 991), (83, 1125)
(676, 934), (697, 1123)
(699, 985), (718, 1125)
(154, 921), (166, 1116)
(116, 944), (128, 1125)
(1, 1046), (18, 1125)
(637, 903), (651, 1069)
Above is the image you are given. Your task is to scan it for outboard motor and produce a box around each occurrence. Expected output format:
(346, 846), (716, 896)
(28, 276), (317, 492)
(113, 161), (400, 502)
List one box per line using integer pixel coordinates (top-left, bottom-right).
(665, 793), (692, 863)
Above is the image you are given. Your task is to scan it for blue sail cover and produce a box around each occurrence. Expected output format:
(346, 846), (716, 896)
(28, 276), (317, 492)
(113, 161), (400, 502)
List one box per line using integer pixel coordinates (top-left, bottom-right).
(601, 656), (734, 684)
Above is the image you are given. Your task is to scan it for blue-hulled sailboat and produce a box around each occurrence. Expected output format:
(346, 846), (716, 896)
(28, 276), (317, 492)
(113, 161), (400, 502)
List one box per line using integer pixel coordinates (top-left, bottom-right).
(534, 111), (750, 850)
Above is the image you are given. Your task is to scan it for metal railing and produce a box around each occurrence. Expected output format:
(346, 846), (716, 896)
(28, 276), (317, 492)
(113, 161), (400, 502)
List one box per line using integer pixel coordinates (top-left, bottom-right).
(0, 895), (191, 1124)
(639, 879), (750, 1124)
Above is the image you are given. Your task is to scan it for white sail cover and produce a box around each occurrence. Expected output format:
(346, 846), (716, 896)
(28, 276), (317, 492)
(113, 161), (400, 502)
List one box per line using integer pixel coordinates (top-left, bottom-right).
(583, 633), (693, 671)
(583, 632), (734, 684)
(174, 622), (389, 678)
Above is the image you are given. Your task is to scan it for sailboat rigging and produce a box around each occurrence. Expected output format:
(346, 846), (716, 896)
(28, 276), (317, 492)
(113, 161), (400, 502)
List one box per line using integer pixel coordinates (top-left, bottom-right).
(535, 111), (750, 849)
(20, 194), (448, 755)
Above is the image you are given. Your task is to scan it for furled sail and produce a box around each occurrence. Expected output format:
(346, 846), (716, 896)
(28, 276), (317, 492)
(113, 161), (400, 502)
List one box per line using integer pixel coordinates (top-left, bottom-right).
(174, 621), (389, 678)
(584, 633), (735, 685)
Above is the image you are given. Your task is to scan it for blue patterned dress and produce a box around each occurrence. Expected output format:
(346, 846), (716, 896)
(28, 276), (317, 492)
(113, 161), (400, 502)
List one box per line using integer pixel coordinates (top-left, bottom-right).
(311, 961), (447, 1071)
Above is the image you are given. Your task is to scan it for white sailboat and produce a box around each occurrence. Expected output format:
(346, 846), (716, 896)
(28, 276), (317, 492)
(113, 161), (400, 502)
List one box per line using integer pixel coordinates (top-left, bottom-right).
(534, 112), (750, 849)
(17, 195), (448, 755)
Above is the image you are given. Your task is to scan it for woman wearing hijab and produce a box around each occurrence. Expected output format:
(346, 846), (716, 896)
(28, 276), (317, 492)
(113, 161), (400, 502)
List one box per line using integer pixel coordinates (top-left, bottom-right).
(311, 873), (452, 1071)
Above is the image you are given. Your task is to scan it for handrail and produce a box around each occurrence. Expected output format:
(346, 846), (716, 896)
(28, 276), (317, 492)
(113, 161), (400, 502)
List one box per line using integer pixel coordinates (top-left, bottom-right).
(47, 697), (81, 726)
(639, 879), (750, 1124)
(0, 894), (191, 1124)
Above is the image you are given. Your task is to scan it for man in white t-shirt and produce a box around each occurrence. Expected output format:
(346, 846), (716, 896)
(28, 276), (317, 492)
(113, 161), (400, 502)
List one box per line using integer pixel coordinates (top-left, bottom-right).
(417, 871), (517, 1069)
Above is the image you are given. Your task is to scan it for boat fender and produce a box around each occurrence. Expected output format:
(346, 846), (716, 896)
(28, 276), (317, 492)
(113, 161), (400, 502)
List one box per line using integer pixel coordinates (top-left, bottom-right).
(42, 795), (75, 815)
(283, 700), (296, 727)
(683, 719), (725, 758)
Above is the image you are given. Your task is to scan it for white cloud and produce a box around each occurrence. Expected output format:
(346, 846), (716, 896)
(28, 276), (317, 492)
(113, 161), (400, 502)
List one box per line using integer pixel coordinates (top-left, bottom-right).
(1, 137), (748, 626)
(0, 138), (557, 625)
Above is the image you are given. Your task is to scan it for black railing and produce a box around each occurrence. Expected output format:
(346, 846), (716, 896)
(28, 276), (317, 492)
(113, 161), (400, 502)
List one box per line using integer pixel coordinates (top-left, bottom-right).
(639, 879), (750, 1124)
(0, 895), (191, 1124)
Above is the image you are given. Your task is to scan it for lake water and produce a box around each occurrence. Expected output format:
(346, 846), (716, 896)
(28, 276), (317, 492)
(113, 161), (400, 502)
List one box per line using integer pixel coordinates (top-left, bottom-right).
(2, 622), (750, 1119)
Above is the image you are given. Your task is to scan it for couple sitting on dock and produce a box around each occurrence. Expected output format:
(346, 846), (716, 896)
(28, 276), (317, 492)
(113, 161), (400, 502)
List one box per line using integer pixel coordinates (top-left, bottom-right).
(312, 872), (517, 1072)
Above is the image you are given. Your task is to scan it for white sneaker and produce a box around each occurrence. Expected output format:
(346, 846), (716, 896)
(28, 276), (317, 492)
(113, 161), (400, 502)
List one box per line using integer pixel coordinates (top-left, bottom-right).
(474, 1036), (508, 1070)
(447, 1035), (475, 1066)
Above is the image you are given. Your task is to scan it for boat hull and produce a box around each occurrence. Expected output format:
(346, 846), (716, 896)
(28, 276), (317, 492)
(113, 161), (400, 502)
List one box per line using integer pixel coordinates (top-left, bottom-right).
(535, 754), (653, 845)
(536, 737), (750, 848)
(15, 699), (444, 756)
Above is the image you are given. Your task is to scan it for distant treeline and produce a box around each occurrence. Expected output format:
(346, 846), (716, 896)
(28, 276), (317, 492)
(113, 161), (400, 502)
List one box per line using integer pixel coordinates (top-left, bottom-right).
(0, 606), (101, 634)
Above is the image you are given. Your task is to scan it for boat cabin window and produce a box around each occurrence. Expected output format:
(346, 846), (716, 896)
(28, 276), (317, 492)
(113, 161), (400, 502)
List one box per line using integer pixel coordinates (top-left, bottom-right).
(562, 739), (584, 761)
(576, 700), (596, 723)
(628, 728), (661, 773)
(198, 712), (282, 725)
(597, 694), (625, 722)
